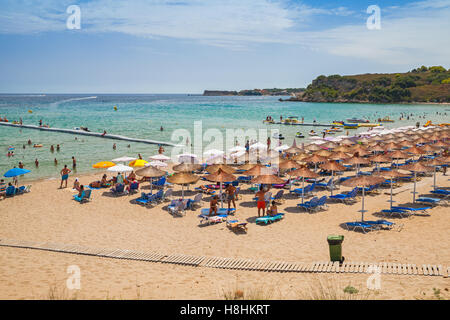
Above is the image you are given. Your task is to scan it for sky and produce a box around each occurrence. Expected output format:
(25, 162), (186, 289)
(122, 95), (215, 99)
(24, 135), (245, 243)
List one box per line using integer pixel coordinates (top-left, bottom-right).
(0, 0), (449, 93)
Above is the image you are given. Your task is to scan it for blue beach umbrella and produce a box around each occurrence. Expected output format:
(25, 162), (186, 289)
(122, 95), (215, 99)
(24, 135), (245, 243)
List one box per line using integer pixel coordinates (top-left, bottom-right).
(4, 168), (31, 178)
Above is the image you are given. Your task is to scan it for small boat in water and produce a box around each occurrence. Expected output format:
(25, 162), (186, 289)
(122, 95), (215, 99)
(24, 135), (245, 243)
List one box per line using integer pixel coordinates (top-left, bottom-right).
(378, 117), (395, 123)
(273, 133), (285, 140)
(346, 117), (369, 123)
(296, 132), (305, 138)
(309, 130), (318, 136)
(284, 116), (300, 125)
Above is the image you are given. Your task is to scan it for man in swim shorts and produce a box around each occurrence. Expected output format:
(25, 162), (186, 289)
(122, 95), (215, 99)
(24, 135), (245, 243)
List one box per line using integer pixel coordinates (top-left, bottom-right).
(60, 165), (71, 189)
(225, 183), (236, 212)
(255, 186), (266, 217)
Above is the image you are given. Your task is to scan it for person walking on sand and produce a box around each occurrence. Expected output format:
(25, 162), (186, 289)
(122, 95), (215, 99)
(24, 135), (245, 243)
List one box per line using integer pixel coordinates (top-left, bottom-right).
(256, 186), (266, 217)
(60, 165), (71, 188)
(225, 183), (236, 212)
(267, 137), (271, 151)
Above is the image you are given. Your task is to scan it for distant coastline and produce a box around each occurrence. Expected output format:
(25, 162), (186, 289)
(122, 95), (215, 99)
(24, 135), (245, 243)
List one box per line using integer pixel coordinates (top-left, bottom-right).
(203, 88), (305, 96)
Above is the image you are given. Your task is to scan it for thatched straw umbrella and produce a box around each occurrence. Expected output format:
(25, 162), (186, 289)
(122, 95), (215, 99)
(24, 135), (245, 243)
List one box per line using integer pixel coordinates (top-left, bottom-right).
(304, 154), (327, 172)
(374, 170), (408, 210)
(173, 163), (202, 172)
(321, 141), (338, 149)
(135, 166), (166, 194)
(167, 172), (200, 200)
(206, 163), (236, 174)
(341, 175), (385, 221)
(205, 168), (237, 208)
(370, 144), (386, 153)
(285, 139), (303, 154)
(388, 150), (410, 168)
(402, 162), (434, 202)
(369, 154), (392, 172)
(334, 145), (353, 153)
(292, 153), (310, 162)
(383, 142), (401, 151)
(343, 156), (370, 175)
(278, 160), (300, 176)
(305, 144), (323, 152)
(329, 151), (351, 161)
(406, 146), (426, 161)
(320, 161), (346, 196)
(314, 149), (333, 158)
(251, 174), (285, 185)
(243, 164), (272, 176)
(288, 167), (320, 204)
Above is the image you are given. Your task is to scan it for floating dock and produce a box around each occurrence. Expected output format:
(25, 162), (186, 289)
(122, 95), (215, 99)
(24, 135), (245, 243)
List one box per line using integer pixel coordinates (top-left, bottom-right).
(0, 122), (181, 147)
(266, 122), (336, 127)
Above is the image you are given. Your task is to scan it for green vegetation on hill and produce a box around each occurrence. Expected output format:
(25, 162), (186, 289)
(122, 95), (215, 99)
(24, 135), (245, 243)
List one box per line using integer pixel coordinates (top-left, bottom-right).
(290, 66), (450, 103)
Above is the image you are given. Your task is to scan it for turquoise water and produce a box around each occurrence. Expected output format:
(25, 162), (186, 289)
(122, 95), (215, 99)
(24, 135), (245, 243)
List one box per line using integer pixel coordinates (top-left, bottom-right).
(0, 94), (449, 181)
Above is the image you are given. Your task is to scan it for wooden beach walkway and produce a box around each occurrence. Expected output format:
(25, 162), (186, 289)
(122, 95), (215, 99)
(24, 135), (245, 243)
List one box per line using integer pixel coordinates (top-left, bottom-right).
(1, 238), (447, 277)
(0, 122), (181, 147)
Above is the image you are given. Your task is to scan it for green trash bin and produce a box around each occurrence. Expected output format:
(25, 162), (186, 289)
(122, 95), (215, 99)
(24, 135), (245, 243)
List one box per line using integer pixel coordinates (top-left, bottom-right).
(327, 235), (344, 262)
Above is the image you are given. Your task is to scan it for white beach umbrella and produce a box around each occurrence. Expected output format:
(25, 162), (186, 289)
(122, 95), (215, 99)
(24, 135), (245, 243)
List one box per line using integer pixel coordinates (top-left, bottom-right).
(146, 161), (168, 168)
(112, 156), (137, 163)
(249, 142), (267, 151)
(149, 154), (171, 161)
(274, 144), (289, 152)
(230, 150), (246, 158)
(203, 149), (224, 157)
(177, 153), (199, 164)
(228, 146), (246, 153)
(107, 164), (133, 173)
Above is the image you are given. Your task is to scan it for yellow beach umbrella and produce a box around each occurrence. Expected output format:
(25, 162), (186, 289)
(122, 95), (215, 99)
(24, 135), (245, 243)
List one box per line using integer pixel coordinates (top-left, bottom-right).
(129, 159), (148, 167)
(92, 161), (116, 169)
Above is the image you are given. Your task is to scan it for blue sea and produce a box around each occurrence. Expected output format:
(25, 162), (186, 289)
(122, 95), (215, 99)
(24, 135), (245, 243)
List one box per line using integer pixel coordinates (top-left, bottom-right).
(0, 94), (449, 181)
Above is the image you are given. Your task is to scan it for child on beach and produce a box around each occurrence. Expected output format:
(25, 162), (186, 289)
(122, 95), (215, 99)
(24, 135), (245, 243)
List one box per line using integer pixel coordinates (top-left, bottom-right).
(73, 178), (81, 191)
(209, 195), (218, 215)
(267, 201), (278, 217)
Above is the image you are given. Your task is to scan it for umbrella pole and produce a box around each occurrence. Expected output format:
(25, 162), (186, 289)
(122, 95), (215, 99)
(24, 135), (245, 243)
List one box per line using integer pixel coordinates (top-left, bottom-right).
(150, 177), (153, 194)
(302, 176), (305, 204)
(433, 166), (437, 191)
(361, 186), (366, 222)
(182, 184), (184, 200)
(413, 172), (417, 203)
(220, 182), (223, 208)
(390, 179), (393, 210)
(330, 171), (334, 196)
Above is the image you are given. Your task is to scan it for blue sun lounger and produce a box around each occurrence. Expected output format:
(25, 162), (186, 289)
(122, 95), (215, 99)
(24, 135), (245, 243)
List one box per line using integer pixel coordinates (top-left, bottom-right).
(430, 189), (450, 197)
(255, 213), (284, 225)
(344, 222), (376, 233)
(330, 187), (358, 204)
(381, 208), (411, 218)
(364, 220), (395, 230)
(416, 197), (442, 205)
(200, 208), (236, 216)
(392, 206), (431, 214)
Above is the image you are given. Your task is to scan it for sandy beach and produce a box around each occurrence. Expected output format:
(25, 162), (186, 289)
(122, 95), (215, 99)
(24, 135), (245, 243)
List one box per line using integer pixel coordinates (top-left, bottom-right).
(1, 166), (449, 300)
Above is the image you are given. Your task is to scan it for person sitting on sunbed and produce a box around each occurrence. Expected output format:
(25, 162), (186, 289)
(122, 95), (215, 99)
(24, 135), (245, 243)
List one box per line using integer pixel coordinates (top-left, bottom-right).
(267, 201), (278, 217)
(77, 185), (85, 198)
(209, 195), (218, 215)
(128, 171), (136, 181)
(100, 174), (112, 188)
(73, 178), (81, 191)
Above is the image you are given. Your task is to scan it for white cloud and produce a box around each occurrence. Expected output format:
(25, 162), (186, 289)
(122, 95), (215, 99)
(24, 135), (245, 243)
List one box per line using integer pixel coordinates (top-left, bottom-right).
(0, 0), (449, 67)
